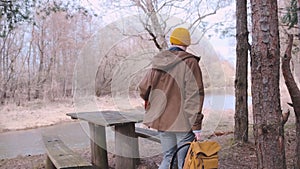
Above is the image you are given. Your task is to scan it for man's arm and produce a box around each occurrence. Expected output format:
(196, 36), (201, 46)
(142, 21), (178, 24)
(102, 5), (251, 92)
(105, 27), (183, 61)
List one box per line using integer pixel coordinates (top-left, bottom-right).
(184, 57), (205, 131)
(138, 70), (152, 101)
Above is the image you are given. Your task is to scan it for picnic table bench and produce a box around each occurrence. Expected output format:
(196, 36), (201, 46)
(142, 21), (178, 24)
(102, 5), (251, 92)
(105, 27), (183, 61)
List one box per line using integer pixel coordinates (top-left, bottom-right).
(135, 127), (160, 143)
(42, 135), (92, 169)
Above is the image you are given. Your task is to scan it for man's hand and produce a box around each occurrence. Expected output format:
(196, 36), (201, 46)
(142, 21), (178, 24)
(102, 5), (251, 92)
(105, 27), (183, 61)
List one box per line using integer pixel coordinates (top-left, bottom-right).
(193, 130), (201, 141)
(144, 100), (148, 109)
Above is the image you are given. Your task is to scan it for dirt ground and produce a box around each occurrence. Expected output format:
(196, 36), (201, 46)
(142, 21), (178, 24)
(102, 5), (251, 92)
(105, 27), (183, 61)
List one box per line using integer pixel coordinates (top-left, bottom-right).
(0, 94), (298, 169)
(0, 129), (297, 169)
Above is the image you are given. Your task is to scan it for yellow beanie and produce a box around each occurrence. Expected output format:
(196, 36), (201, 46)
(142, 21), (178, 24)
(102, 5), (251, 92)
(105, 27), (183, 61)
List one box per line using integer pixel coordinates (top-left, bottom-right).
(170, 27), (191, 46)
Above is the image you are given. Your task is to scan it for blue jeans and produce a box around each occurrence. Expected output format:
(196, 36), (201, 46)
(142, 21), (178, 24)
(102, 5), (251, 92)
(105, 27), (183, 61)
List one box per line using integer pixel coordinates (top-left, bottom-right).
(158, 131), (195, 169)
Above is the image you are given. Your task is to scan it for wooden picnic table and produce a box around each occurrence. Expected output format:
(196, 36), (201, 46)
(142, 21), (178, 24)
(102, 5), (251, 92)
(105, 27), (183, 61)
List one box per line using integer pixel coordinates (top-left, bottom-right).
(67, 110), (144, 169)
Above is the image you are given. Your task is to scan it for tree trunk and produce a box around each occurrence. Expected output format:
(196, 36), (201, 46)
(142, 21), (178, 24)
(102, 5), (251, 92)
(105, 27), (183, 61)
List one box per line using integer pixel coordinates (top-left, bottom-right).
(132, 0), (168, 50)
(27, 53), (31, 101)
(234, 0), (249, 143)
(281, 34), (300, 169)
(34, 46), (44, 99)
(0, 84), (7, 104)
(297, 0), (300, 39)
(250, 0), (286, 168)
(27, 27), (35, 101)
(0, 36), (8, 104)
(145, 0), (168, 50)
(34, 25), (54, 100)
(34, 26), (46, 99)
(0, 38), (5, 104)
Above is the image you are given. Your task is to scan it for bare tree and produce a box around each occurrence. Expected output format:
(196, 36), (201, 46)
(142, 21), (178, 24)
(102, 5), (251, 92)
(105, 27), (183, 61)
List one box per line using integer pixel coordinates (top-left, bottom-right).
(298, 0), (300, 38)
(34, 19), (48, 99)
(0, 0), (97, 104)
(250, 0), (286, 168)
(0, 0), (94, 37)
(0, 9), (95, 103)
(26, 26), (35, 101)
(282, 34), (300, 169)
(279, 2), (300, 167)
(131, 0), (168, 50)
(30, 11), (94, 100)
(0, 31), (23, 104)
(94, 0), (234, 96)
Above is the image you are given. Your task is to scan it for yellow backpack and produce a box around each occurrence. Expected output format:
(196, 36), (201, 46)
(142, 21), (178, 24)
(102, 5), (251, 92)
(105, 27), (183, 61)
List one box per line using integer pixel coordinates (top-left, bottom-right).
(170, 140), (221, 169)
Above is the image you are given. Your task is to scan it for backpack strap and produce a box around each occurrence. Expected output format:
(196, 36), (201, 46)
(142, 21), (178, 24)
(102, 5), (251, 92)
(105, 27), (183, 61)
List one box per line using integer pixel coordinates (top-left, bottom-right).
(169, 142), (191, 169)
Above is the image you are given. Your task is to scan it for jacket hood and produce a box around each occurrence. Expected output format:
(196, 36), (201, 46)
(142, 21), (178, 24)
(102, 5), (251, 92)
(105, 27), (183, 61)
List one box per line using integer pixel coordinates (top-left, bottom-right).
(152, 50), (200, 70)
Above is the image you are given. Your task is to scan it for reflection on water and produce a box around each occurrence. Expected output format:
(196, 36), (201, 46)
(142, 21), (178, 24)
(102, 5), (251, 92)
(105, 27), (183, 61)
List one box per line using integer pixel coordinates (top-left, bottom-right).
(201, 93), (252, 136)
(204, 94), (252, 110)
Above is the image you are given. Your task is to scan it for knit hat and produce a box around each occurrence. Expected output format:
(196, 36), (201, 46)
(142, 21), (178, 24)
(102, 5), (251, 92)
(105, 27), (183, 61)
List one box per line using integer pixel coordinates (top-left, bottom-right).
(170, 27), (191, 46)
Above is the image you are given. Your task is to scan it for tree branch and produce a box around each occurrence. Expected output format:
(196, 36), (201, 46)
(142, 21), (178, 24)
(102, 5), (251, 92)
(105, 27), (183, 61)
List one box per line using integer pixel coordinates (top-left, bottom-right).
(189, 10), (217, 29)
(145, 26), (162, 50)
(282, 34), (300, 119)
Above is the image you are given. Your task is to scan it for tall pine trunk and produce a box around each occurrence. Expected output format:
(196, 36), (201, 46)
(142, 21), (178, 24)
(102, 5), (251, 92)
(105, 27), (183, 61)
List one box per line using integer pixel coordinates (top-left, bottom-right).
(234, 0), (249, 142)
(250, 0), (286, 168)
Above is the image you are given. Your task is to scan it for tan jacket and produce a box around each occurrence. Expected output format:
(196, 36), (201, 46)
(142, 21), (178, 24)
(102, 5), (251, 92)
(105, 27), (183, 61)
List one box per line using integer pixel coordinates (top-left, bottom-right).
(139, 49), (204, 132)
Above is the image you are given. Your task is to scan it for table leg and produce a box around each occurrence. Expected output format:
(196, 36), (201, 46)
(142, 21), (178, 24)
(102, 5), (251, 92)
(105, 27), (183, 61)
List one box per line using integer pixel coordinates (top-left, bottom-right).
(115, 122), (139, 169)
(89, 123), (108, 169)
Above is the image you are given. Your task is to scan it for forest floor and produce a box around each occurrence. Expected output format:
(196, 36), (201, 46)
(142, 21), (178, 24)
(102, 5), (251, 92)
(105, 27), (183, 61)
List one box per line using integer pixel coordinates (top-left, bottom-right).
(0, 94), (297, 169)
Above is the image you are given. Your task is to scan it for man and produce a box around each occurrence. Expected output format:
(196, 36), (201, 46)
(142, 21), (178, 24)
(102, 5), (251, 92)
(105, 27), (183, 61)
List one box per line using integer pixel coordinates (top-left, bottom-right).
(139, 27), (205, 169)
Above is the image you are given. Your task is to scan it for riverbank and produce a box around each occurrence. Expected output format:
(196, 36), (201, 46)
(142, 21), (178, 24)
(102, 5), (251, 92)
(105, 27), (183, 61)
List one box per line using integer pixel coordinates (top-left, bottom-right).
(0, 95), (146, 133)
(0, 93), (239, 133)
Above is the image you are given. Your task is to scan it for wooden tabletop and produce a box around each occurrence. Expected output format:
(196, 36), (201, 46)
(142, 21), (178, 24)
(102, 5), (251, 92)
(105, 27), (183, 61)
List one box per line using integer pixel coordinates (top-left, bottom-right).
(67, 110), (144, 127)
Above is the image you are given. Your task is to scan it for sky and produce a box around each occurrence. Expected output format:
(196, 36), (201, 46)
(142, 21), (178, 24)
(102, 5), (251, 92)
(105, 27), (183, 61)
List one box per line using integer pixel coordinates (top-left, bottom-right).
(202, 3), (236, 65)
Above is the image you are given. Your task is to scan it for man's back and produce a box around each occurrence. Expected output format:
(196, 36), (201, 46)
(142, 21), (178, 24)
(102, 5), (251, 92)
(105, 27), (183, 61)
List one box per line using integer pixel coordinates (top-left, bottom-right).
(139, 49), (204, 132)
